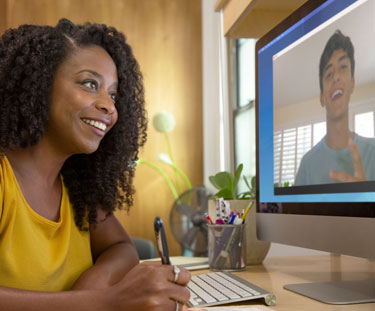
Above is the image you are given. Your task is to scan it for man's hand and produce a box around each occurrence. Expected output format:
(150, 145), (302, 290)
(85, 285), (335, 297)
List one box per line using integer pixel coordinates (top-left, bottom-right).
(329, 137), (366, 182)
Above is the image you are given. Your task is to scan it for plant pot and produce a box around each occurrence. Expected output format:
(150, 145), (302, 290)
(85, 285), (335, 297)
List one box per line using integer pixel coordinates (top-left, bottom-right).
(208, 199), (270, 265)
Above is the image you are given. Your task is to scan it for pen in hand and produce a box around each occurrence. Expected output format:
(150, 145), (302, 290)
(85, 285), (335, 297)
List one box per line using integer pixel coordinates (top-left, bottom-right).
(154, 216), (171, 265)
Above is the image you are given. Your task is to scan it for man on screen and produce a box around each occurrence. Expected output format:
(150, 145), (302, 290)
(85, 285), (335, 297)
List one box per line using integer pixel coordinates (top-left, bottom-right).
(295, 30), (375, 186)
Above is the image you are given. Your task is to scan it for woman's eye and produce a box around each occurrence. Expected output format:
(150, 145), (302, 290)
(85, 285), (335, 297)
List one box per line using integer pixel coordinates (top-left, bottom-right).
(110, 93), (117, 103)
(82, 80), (98, 90)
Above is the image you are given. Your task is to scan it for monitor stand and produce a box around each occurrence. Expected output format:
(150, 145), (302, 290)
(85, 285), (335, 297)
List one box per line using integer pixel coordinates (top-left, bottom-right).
(284, 279), (375, 304)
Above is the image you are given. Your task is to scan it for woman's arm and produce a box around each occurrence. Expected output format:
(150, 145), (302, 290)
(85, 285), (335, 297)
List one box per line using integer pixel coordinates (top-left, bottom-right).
(1, 261), (192, 311)
(0, 213), (191, 311)
(72, 207), (192, 310)
(72, 207), (139, 290)
(0, 262), (191, 311)
(0, 287), (105, 311)
(0, 207), (191, 310)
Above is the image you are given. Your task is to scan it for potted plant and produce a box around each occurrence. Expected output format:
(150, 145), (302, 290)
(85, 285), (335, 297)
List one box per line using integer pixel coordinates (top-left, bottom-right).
(208, 163), (270, 265)
(209, 163), (255, 199)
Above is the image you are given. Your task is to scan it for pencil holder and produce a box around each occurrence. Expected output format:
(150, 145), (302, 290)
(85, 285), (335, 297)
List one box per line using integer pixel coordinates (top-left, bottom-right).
(208, 224), (246, 271)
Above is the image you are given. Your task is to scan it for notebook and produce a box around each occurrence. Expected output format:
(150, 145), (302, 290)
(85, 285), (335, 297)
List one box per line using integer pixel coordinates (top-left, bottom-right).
(141, 256), (209, 271)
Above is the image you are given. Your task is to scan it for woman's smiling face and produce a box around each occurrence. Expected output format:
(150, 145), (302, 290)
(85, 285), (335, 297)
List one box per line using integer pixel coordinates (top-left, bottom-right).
(45, 45), (118, 156)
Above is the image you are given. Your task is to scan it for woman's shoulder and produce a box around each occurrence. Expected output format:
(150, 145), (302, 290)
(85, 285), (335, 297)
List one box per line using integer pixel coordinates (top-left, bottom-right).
(0, 154), (5, 178)
(0, 154), (4, 218)
(0, 155), (17, 199)
(0, 154), (11, 178)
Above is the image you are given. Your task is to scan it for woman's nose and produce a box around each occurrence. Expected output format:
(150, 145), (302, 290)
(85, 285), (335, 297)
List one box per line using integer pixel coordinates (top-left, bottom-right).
(96, 94), (116, 114)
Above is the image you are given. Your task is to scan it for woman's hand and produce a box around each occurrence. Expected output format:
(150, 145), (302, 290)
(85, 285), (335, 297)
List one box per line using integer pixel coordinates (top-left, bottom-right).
(72, 207), (191, 310)
(105, 261), (191, 311)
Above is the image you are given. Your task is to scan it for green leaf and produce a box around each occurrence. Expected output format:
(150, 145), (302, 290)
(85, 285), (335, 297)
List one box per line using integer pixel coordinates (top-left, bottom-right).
(232, 164), (243, 193)
(208, 176), (221, 190)
(238, 191), (251, 199)
(209, 172), (232, 190)
(215, 188), (235, 200)
(243, 175), (251, 190)
(238, 193), (245, 199)
(251, 176), (256, 190)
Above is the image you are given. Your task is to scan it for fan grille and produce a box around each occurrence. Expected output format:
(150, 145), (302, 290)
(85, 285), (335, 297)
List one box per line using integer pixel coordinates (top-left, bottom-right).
(170, 187), (210, 255)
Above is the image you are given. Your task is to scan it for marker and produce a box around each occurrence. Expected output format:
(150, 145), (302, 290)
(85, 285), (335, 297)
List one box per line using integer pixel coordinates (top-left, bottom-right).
(233, 215), (243, 225)
(215, 218), (224, 224)
(228, 213), (236, 224)
(205, 214), (214, 224)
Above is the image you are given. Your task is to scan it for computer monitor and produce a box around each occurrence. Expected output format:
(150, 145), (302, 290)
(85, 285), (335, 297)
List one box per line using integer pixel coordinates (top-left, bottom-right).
(255, 0), (375, 304)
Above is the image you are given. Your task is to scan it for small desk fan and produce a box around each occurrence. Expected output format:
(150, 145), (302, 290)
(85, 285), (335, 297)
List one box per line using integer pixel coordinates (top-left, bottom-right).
(170, 186), (210, 256)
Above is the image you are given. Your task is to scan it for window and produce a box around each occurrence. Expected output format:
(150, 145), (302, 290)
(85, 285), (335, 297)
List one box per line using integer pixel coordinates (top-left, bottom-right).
(355, 111), (374, 138)
(232, 39), (256, 194)
(274, 121), (326, 186)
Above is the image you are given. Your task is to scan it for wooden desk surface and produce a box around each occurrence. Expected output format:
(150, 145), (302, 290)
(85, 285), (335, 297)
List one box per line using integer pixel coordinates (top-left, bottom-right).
(193, 255), (375, 311)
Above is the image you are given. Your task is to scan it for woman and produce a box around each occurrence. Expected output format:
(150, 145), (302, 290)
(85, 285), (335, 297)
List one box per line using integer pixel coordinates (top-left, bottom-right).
(0, 18), (190, 310)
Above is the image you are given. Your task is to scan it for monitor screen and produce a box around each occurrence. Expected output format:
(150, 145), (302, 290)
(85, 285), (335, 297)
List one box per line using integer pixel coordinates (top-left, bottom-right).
(258, 0), (375, 204)
(256, 0), (374, 258)
(256, 0), (375, 226)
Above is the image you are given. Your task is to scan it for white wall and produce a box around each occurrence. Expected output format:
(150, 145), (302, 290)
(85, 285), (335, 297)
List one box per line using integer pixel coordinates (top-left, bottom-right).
(202, 0), (222, 193)
(275, 82), (375, 130)
(201, 0), (327, 257)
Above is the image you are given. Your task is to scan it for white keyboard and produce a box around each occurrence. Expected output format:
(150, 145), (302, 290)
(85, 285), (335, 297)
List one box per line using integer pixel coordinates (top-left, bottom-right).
(187, 271), (276, 307)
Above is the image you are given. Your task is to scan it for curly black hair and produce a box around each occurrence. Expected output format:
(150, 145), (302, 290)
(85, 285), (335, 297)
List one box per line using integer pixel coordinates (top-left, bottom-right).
(0, 18), (147, 229)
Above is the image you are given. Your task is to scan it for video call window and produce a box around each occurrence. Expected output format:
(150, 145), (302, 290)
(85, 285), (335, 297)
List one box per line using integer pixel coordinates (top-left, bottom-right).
(274, 108), (375, 187)
(272, 0), (375, 195)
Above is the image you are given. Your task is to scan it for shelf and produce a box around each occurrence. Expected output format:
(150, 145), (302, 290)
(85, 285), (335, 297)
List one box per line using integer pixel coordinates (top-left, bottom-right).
(215, 0), (308, 38)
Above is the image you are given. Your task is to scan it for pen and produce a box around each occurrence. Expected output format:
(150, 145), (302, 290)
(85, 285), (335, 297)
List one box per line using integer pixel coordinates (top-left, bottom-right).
(241, 200), (254, 222)
(233, 215), (243, 224)
(228, 213), (236, 224)
(205, 214), (214, 224)
(154, 216), (171, 265)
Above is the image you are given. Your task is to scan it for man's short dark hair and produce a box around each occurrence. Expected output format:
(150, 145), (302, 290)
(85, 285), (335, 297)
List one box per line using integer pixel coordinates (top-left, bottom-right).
(319, 30), (355, 92)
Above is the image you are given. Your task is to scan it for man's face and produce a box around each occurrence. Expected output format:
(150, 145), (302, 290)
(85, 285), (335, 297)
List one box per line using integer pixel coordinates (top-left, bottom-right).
(320, 48), (355, 121)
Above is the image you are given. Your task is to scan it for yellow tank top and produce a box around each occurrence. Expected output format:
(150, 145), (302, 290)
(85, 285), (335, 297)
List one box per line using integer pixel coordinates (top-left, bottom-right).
(0, 156), (93, 291)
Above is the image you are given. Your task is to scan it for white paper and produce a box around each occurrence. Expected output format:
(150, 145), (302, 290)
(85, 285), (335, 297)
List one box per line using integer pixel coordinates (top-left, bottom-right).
(184, 306), (276, 311)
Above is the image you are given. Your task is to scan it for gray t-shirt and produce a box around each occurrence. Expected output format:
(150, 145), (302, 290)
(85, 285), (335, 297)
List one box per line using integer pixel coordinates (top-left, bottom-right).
(295, 133), (375, 185)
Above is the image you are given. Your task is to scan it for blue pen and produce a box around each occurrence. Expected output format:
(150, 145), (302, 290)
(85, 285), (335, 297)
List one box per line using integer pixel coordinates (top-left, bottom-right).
(228, 213), (236, 224)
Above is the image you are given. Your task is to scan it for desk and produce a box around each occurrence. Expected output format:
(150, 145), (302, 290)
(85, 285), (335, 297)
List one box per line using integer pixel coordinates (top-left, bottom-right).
(192, 255), (374, 311)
